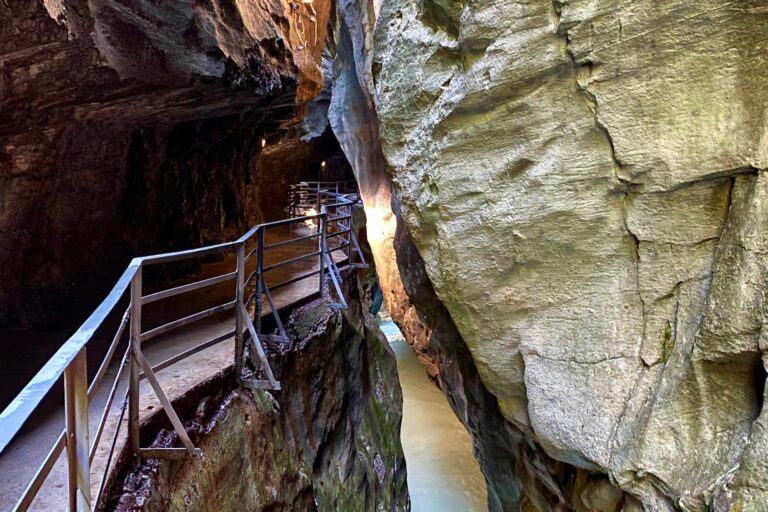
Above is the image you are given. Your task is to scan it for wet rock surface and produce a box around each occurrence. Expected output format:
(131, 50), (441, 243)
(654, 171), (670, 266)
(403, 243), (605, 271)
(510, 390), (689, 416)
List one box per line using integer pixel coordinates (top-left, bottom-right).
(104, 274), (408, 511)
(369, 0), (768, 510)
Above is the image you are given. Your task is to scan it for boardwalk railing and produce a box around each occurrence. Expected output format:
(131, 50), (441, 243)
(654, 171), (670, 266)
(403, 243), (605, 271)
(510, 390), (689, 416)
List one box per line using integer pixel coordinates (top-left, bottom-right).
(0, 183), (367, 512)
(288, 180), (358, 218)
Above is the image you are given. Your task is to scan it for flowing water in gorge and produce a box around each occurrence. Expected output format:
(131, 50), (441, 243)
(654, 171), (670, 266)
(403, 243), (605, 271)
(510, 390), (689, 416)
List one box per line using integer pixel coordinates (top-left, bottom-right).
(378, 312), (488, 511)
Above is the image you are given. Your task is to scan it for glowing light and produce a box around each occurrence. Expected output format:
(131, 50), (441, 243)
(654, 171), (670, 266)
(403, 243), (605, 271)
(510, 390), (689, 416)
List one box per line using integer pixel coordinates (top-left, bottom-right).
(304, 207), (318, 228)
(363, 203), (395, 247)
(261, 138), (267, 148)
(320, 161), (327, 171)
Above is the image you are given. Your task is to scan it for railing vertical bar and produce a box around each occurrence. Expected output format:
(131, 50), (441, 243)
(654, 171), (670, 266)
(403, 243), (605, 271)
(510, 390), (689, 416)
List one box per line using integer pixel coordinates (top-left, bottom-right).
(64, 348), (91, 511)
(255, 228), (265, 336)
(235, 242), (245, 383)
(319, 213), (327, 295)
(128, 267), (142, 468)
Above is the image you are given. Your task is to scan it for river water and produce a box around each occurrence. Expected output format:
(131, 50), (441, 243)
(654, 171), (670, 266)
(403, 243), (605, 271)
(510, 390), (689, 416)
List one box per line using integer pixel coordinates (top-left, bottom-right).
(378, 312), (488, 511)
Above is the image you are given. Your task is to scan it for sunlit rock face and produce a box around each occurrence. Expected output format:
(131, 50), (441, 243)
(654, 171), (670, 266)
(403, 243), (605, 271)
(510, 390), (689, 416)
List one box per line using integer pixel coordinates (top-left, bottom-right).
(0, 0), (332, 327)
(330, 2), (553, 509)
(372, 0), (768, 509)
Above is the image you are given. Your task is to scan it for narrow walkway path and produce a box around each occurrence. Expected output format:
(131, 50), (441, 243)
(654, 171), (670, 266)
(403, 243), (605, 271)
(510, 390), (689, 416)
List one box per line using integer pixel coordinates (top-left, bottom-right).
(0, 224), (346, 510)
(378, 311), (488, 511)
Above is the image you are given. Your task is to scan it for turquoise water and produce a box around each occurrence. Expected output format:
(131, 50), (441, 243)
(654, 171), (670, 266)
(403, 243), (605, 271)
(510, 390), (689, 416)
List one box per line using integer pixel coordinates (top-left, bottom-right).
(378, 313), (488, 511)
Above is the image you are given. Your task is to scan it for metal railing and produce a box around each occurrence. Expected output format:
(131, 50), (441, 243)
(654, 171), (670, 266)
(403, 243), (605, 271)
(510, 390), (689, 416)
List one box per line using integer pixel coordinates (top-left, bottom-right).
(288, 180), (358, 218)
(0, 183), (367, 512)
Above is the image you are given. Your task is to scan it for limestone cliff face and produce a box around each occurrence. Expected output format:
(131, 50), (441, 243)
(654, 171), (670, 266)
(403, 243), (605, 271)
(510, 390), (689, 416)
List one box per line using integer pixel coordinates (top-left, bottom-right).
(0, 0), (332, 328)
(365, 0), (768, 510)
(329, 3), (543, 509)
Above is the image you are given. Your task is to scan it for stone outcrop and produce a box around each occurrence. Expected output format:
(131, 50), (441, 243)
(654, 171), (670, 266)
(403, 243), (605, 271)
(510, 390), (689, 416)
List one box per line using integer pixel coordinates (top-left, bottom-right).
(365, 0), (768, 510)
(104, 273), (408, 511)
(0, 0), (333, 328)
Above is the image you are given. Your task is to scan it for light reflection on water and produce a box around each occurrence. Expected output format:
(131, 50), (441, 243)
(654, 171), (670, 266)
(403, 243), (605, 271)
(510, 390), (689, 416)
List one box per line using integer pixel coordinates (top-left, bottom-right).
(378, 312), (488, 512)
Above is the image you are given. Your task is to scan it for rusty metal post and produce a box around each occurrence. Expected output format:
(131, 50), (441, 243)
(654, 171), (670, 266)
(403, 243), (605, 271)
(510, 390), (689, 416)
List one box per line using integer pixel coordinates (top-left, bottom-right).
(64, 348), (91, 512)
(234, 242), (245, 383)
(128, 266), (142, 468)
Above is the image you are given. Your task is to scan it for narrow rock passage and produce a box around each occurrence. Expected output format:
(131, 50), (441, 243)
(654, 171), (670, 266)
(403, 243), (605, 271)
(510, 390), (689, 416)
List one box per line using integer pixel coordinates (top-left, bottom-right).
(378, 311), (487, 511)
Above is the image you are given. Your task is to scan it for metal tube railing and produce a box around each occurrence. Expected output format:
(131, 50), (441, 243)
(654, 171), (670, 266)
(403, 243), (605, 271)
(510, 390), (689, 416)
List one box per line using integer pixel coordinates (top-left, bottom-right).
(1, 185), (366, 512)
(141, 271), (237, 305)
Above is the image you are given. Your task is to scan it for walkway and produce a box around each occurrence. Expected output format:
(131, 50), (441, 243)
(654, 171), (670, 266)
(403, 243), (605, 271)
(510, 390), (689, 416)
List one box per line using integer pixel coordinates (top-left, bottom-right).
(378, 311), (488, 511)
(0, 223), (348, 510)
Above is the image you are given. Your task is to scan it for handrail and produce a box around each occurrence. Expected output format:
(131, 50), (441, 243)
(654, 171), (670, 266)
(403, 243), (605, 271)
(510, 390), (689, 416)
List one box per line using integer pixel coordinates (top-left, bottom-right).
(142, 271), (238, 305)
(141, 241), (240, 266)
(0, 260), (140, 453)
(0, 183), (367, 512)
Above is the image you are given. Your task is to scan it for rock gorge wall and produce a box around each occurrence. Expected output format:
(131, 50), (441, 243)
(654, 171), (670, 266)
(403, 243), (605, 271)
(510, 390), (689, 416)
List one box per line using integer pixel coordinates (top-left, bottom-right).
(329, 2), (597, 509)
(0, 0), (333, 328)
(329, 3), (533, 509)
(4, 1), (767, 510)
(104, 273), (408, 511)
(363, 0), (768, 510)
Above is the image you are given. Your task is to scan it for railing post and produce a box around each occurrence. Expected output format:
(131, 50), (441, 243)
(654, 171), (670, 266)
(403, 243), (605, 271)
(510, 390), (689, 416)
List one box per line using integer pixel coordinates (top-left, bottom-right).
(255, 228), (265, 335)
(345, 204), (353, 263)
(319, 211), (327, 296)
(128, 266), (142, 468)
(234, 242), (245, 383)
(64, 348), (91, 512)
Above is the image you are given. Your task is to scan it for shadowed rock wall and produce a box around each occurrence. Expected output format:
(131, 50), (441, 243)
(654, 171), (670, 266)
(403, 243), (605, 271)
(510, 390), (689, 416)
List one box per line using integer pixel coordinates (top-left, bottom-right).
(371, 0), (768, 510)
(0, 0), (332, 328)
